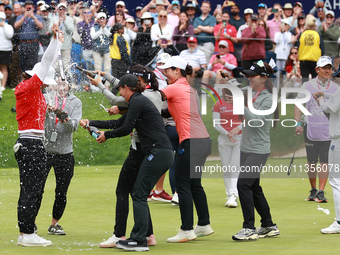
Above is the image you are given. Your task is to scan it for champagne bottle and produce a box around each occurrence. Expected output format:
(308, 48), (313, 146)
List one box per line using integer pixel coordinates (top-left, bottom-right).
(85, 125), (100, 139)
(54, 108), (68, 122)
(76, 65), (107, 84)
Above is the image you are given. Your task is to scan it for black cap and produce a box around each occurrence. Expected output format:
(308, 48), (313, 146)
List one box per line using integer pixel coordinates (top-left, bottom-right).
(114, 74), (139, 89)
(113, 22), (124, 31)
(297, 13), (306, 19)
(243, 61), (270, 77)
(0, 3), (6, 6)
(250, 14), (259, 20)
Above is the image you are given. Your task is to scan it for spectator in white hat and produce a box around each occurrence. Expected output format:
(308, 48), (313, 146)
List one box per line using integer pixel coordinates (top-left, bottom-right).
(282, 3), (293, 18)
(90, 12), (111, 83)
(124, 17), (137, 49)
(202, 40), (237, 93)
(236, 8), (253, 40)
(317, 10), (340, 60)
(287, 2), (303, 28)
(107, 1), (134, 27)
(49, 3), (74, 70)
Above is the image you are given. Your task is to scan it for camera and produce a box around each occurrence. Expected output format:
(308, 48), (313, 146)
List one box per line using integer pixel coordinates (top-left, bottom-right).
(272, 8), (278, 13)
(217, 55), (221, 59)
(27, 8), (31, 11)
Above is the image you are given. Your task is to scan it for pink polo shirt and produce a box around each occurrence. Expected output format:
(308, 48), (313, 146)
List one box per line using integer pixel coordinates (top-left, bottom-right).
(267, 18), (281, 41)
(162, 77), (210, 143)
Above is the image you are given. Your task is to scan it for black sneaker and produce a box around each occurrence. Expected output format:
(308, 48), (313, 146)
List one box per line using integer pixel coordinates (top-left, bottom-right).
(116, 238), (149, 252)
(308, 188), (318, 201)
(315, 190), (328, 203)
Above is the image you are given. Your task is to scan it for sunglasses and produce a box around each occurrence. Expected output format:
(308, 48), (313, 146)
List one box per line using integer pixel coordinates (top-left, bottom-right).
(219, 45), (227, 48)
(291, 52), (298, 55)
(317, 8), (324, 12)
(83, 11), (91, 14)
(326, 16), (334, 19)
(159, 15), (167, 18)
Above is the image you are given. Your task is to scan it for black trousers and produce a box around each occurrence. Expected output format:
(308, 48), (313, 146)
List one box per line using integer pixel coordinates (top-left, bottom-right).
(237, 151), (274, 229)
(130, 148), (174, 242)
(111, 59), (129, 79)
(175, 138), (211, 230)
(300, 61), (317, 79)
(114, 143), (153, 238)
(36, 152), (74, 221)
(15, 138), (47, 233)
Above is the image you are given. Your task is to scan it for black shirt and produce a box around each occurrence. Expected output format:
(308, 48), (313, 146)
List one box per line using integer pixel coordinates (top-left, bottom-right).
(90, 92), (172, 154)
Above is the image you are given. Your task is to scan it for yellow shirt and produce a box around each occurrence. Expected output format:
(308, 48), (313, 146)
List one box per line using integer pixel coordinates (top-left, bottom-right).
(109, 33), (130, 60)
(298, 30), (321, 62)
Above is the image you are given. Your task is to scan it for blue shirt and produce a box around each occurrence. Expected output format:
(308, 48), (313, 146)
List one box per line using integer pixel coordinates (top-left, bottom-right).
(16, 15), (43, 41)
(193, 14), (216, 45)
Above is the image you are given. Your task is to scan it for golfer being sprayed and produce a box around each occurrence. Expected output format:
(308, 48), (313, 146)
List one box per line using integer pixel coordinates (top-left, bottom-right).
(14, 24), (64, 247)
(80, 74), (174, 252)
(228, 60), (280, 241)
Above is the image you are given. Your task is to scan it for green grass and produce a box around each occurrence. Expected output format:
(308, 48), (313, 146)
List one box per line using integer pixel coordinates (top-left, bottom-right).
(0, 158), (338, 255)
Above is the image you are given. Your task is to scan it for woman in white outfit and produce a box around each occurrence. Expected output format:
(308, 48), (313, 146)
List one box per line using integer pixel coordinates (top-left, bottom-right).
(212, 78), (242, 207)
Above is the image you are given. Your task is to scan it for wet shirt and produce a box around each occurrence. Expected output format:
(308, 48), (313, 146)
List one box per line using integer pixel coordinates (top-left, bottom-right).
(90, 92), (172, 154)
(77, 20), (95, 50)
(15, 75), (46, 133)
(162, 77), (210, 143)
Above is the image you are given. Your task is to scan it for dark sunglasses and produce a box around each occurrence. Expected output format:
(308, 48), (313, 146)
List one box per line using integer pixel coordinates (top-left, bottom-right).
(159, 15), (167, 18)
(219, 45), (227, 48)
(291, 52), (298, 55)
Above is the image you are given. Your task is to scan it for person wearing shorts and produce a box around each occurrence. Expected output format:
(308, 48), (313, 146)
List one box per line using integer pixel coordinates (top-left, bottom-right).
(295, 56), (337, 203)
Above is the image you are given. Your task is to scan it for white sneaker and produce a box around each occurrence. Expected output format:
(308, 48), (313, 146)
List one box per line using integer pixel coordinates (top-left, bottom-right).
(321, 221), (340, 234)
(225, 194), (238, 208)
(171, 193), (179, 206)
(167, 229), (197, 243)
(99, 234), (126, 248)
(194, 224), (214, 237)
(17, 233), (53, 247)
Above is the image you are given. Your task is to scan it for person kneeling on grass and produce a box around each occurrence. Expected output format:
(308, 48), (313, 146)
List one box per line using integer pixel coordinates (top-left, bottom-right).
(80, 74), (174, 252)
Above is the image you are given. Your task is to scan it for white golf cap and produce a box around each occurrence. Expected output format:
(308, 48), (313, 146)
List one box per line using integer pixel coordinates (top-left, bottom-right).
(317, 56), (333, 67)
(57, 3), (67, 9)
(141, 12), (152, 19)
(25, 63), (57, 85)
(116, 1), (125, 6)
(156, 53), (171, 64)
(158, 56), (188, 70)
(126, 17), (135, 23)
(97, 12), (107, 19)
(37, 0), (45, 5)
(218, 40), (229, 48)
(326, 10), (335, 17)
(40, 5), (47, 11)
(281, 19), (290, 26)
(244, 8), (253, 14)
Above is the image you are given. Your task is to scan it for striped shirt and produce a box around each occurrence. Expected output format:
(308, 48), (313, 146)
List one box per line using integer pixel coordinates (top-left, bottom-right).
(179, 48), (207, 68)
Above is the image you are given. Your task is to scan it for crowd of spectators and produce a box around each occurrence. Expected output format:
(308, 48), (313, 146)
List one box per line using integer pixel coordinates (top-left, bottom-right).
(1, 0), (340, 97)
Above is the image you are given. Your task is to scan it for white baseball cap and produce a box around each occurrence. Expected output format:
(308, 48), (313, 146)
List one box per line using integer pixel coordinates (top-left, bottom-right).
(317, 56), (333, 67)
(37, 0), (45, 5)
(218, 40), (229, 48)
(244, 8), (253, 14)
(116, 1), (125, 6)
(97, 12), (107, 19)
(156, 53), (171, 64)
(126, 17), (135, 23)
(158, 56), (188, 70)
(325, 10), (335, 17)
(141, 12), (152, 19)
(57, 3), (67, 9)
(25, 63), (57, 85)
(281, 19), (290, 26)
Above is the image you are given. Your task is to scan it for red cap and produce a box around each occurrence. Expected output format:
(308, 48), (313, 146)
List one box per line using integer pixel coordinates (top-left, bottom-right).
(187, 36), (197, 43)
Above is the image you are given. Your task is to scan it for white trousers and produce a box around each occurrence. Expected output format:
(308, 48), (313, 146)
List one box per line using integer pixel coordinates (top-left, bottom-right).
(218, 133), (241, 197)
(329, 137), (340, 221)
(198, 42), (215, 64)
(93, 51), (111, 74)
